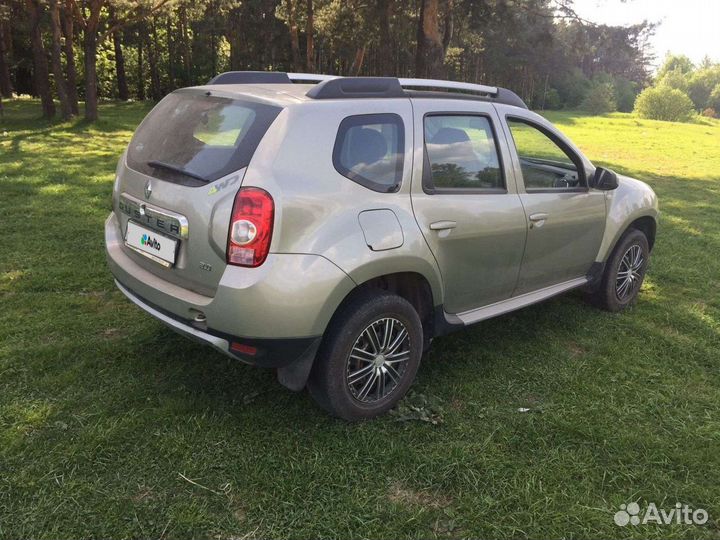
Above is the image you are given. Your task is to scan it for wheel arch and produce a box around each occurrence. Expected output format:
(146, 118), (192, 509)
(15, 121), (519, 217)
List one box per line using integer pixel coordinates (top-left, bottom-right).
(628, 215), (656, 252)
(603, 213), (658, 262)
(598, 209), (658, 264)
(277, 269), (439, 392)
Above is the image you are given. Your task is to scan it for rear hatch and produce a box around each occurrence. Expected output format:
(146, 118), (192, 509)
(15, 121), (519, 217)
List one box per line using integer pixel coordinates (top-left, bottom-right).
(113, 88), (281, 296)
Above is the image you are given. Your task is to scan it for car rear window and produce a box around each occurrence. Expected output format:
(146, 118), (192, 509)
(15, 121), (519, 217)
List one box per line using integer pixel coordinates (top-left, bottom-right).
(126, 91), (281, 185)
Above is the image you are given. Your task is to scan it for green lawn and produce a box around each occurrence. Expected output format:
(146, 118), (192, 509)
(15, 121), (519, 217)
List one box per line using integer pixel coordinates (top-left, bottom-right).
(1, 100), (719, 539)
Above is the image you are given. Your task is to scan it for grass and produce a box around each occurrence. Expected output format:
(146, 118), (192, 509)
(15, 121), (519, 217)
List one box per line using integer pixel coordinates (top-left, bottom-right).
(1, 100), (720, 539)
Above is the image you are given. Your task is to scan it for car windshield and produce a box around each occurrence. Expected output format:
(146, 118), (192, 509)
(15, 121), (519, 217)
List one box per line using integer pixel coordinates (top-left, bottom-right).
(126, 92), (281, 185)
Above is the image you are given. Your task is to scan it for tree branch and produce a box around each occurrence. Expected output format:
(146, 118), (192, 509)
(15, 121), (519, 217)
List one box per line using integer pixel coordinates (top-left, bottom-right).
(67, 0), (86, 28)
(99, 0), (174, 43)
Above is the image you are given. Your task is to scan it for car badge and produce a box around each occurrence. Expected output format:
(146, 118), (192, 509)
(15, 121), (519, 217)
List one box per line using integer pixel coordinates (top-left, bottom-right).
(144, 180), (152, 199)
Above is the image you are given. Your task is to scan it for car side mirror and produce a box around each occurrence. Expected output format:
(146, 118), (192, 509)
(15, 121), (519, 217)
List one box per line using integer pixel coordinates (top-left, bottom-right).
(591, 167), (619, 190)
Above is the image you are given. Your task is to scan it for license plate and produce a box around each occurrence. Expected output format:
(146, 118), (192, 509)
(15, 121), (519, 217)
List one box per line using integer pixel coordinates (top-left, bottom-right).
(125, 221), (178, 266)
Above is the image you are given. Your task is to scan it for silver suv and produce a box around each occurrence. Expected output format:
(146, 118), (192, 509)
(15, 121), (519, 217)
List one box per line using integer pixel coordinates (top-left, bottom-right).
(106, 72), (658, 420)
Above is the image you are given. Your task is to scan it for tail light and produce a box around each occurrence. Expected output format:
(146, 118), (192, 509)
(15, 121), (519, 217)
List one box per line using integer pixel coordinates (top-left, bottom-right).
(227, 187), (274, 267)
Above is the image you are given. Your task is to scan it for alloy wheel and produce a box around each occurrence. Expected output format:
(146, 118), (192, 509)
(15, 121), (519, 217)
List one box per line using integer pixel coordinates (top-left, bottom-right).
(616, 244), (644, 301)
(346, 317), (411, 403)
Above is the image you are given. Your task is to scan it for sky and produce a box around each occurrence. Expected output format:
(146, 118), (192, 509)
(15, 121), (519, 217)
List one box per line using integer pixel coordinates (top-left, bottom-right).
(571, 0), (720, 69)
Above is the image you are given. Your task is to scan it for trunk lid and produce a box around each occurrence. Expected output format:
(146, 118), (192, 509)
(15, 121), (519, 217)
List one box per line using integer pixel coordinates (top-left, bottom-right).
(113, 89), (282, 296)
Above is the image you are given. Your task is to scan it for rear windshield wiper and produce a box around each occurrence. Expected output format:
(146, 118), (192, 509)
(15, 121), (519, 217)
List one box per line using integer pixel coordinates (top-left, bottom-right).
(147, 160), (208, 183)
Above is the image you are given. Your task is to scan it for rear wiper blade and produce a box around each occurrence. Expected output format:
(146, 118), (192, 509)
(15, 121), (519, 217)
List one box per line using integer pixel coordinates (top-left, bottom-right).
(147, 160), (208, 183)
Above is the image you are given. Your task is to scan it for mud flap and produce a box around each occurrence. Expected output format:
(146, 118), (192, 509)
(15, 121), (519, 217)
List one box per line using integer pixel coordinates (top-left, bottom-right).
(276, 338), (322, 391)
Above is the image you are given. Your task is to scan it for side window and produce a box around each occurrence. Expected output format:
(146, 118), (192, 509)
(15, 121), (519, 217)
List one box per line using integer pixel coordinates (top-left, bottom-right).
(423, 115), (504, 191)
(506, 118), (583, 190)
(333, 113), (404, 192)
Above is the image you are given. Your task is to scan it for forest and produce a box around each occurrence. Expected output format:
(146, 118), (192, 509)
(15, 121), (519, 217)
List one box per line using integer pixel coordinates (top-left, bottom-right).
(0, 0), (660, 121)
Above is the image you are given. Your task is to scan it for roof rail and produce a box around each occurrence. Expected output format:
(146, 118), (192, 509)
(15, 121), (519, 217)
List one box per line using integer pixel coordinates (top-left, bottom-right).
(306, 77), (405, 99)
(398, 78), (498, 96)
(206, 71), (528, 109)
(208, 71), (291, 85)
(307, 76), (528, 108)
(287, 73), (339, 83)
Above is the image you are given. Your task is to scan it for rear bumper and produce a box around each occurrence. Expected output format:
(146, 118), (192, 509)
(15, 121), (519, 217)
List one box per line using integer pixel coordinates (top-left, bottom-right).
(114, 278), (321, 367)
(115, 279), (231, 357)
(105, 211), (355, 364)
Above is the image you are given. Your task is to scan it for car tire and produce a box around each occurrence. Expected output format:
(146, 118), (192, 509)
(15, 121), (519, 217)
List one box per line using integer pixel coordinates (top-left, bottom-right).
(592, 228), (650, 312)
(307, 289), (423, 421)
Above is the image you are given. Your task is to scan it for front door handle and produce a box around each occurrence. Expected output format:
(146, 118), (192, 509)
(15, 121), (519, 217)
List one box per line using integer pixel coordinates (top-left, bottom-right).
(429, 220), (457, 231)
(528, 213), (549, 228)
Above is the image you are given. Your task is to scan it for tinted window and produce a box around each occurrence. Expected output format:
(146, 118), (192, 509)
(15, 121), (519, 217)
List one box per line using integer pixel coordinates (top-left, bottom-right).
(507, 118), (582, 190)
(424, 115), (503, 190)
(127, 92), (281, 185)
(333, 114), (404, 192)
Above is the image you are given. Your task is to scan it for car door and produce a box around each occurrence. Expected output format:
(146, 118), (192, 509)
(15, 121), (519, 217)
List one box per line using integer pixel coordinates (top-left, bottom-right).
(497, 109), (607, 295)
(410, 99), (528, 314)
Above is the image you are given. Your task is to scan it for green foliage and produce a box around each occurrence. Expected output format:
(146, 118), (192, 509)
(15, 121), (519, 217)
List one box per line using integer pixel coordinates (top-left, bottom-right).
(634, 85), (695, 122)
(4, 0), (662, 117)
(687, 65), (720, 109)
(96, 41), (118, 98)
(542, 87), (562, 110)
(613, 76), (638, 112)
(2, 100), (720, 538)
(581, 82), (617, 114)
(650, 57), (720, 113)
(554, 67), (591, 108)
(707, 83), (720, 111)
(657, 68), (690, 92)
(656, 53), (694, 79)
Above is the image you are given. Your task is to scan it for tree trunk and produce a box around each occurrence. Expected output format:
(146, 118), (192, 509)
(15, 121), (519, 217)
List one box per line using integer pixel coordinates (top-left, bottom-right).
(166, 15), (174, 87)
(442, 0), (453, 52)
(179, 5), (191, 85)
(148, 18), (161, 100)
(265, 0), (276, 69)
(137, 24), (145, 100)
(48, 0), (72, 119)
(80, 0), (104, 121)
(350, 45), (366, 76)
(109, 7), (129, 100)
(62, 0), (79, 115)
(227, 6), (242, 70)
(208, 1), (217, 77)
(84, 30), (98, 120)
(285, 0), (301, 71)
(415, 0), (445, 79)
(26, 0), (55, 118)
(305, 0), (314, 72)
(0, 19), (13, 97)
(376, 0), (394, 76)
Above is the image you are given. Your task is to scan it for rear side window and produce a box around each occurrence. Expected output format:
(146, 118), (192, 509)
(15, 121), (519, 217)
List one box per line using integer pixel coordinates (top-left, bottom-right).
(333, 114), (404, 192)
(423, 115), (504, 191)
(127, 91), (281, 185)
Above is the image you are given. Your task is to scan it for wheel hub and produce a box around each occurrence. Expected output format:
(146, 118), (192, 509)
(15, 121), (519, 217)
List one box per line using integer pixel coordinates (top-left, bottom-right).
(346, 317), (411, 403)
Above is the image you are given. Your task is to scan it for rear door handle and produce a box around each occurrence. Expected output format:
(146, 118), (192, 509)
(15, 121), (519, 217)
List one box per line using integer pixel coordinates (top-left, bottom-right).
(429, 220), (457, 231)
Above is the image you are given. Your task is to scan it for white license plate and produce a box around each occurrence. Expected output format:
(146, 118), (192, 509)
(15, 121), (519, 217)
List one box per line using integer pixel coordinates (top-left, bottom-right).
(125, 221), (178, 266)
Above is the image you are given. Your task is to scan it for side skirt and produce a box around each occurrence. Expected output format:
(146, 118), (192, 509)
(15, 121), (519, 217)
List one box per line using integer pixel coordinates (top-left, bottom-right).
(441, 276), (589, 329)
